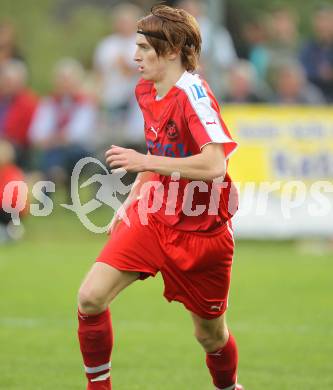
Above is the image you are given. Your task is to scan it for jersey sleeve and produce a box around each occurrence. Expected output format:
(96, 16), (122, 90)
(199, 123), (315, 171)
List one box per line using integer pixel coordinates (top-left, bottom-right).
(182, 83), (237, 160)
(135, 79), (153, 107)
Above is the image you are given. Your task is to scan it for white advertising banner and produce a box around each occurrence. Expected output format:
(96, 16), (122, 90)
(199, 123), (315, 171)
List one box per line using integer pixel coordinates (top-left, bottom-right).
(223, 105), (333, 238)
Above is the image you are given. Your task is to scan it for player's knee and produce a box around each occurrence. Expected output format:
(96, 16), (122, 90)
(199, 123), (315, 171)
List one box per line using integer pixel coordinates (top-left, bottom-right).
(194, 331), (217, 351)
(78, 285), (108, 314)
(194, 326), (228, 352)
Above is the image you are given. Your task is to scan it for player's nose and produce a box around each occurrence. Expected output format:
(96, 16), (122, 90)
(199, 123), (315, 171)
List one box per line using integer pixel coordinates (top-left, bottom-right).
(134, 48), (142, 62)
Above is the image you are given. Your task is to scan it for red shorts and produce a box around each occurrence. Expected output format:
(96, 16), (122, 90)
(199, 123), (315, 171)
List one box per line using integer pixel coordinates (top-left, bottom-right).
(97, 205), (234, 319)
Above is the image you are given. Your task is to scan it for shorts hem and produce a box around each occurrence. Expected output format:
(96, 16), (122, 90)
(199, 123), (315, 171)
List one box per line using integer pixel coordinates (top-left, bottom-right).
(163, 293), (227, 320)
(96, 259), (157, 280)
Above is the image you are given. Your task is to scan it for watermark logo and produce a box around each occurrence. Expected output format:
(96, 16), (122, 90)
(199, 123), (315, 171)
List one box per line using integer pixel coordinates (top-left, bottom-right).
(1, 157), (333, 235)
(61, 157), (132, 233)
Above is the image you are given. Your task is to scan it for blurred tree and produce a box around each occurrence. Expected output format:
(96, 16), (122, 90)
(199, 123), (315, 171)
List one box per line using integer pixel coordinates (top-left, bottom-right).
(0, 0), (111, 92)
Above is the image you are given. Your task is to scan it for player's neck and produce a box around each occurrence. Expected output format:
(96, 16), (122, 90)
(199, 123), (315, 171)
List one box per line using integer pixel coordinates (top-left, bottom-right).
(154, 66), (186, 98)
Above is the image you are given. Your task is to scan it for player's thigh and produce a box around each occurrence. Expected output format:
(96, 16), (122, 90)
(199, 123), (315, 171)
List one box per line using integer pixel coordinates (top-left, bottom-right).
(78, 262), (140, 309)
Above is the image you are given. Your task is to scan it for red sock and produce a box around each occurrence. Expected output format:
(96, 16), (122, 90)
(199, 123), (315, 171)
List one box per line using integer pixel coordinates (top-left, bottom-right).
(206, 332), (238, 390)
(78, 308), (113, 390)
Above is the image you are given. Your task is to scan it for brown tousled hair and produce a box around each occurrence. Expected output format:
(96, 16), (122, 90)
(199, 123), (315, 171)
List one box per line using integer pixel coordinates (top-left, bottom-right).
(137, 4), (201, 72)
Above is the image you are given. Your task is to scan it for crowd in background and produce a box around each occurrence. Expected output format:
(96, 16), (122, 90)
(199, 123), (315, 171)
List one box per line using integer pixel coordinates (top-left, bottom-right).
(1, 0), (333, 240)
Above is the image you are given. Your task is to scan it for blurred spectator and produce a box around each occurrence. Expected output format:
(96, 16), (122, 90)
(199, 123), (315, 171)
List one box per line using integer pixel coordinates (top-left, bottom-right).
(270, 60), (325, 105)
(0, 140), (27, 243)
(300, 4), (333, 102)
(178, 0), (237, 69)
(29, 58), (97, 188)
(242, 15), (269, 80)
(0, 21), (25, 66)
(223, 60), (268, 104)
(93, 3), (144, 147)
(250, 6), (299, 81)
(177, 0), (237, 95)
(0, 60), (38, 170)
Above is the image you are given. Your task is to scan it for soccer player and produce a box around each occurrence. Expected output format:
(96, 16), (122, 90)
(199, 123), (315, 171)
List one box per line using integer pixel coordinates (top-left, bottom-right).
(77, 5), (243, 390)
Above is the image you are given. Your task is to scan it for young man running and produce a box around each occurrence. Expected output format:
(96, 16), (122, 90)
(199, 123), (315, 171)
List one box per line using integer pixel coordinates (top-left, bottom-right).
(77, 5), (243, 390)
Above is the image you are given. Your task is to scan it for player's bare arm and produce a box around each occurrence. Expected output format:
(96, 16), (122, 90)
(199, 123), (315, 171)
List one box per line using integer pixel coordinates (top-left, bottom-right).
(105, 143), (226, 181)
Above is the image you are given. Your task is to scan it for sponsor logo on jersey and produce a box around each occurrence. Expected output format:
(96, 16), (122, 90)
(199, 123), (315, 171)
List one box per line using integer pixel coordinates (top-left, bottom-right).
(166, 119), (179, 140)
(149, 126), (158, 139)
(147, 141), (192, 157)
(190, 83), (207, 100)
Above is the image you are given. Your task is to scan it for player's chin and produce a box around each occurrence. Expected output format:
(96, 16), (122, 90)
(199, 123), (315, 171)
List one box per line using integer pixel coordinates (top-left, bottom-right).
(139, 70), (155, 81)
(140, 72), (152, 80)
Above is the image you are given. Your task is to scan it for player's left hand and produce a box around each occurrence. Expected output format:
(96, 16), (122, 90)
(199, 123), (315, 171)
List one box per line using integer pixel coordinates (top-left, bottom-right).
(105, 145), (148, 173)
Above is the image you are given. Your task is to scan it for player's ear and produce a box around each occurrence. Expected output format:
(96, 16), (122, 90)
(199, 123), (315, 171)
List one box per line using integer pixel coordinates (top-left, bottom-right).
(167, 49), (180, 61)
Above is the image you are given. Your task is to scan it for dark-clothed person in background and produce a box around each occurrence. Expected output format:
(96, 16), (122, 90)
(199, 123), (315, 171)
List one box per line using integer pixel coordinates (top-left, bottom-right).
(263, 6), (300, 84)
(300, 4), (333, 102)
(241, 14), (269, 80)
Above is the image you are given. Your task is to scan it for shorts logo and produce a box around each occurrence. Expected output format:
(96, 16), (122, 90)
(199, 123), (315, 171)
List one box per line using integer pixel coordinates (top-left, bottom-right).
(210, 302), (223, 311)
(166, 119), (179, 140)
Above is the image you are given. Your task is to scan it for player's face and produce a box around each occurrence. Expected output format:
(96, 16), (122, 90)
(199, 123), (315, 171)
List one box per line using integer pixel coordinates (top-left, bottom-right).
(134, 34), (169, 82)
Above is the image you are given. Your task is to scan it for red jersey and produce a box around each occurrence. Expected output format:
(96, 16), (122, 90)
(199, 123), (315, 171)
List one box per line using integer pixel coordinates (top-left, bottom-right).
(2, 89), (38, 147)
(0, 164), (27, 212)
(135, 71), (238, 232)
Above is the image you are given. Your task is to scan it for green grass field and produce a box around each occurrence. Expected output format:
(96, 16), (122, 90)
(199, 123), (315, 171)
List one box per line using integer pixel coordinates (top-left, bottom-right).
(0, 207), (332, 390)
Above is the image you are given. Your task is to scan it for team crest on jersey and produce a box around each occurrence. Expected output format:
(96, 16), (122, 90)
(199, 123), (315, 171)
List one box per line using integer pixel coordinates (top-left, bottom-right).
(165, 119), (179, 140)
